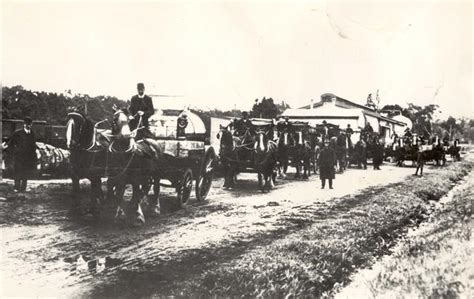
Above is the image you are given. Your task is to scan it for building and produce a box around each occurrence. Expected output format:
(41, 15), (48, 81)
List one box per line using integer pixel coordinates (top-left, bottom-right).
(281, 93), (407, 144)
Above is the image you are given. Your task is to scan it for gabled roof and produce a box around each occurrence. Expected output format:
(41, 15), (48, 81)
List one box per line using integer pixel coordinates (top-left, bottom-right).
(300, 94), (375, 112)
(296, 93), (406, 126)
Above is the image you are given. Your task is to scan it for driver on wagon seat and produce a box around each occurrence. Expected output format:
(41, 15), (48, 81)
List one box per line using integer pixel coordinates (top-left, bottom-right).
(128, 83), (154, 139)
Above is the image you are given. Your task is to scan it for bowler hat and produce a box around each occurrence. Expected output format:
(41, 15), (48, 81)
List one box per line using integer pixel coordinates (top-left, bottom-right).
(24, 116), (33, 125)
(137, 83), (145, 89)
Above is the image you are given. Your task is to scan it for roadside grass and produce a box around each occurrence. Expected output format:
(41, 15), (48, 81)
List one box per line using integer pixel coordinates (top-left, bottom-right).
(336, 172), (473, 299)
(169, 161), (472, 297)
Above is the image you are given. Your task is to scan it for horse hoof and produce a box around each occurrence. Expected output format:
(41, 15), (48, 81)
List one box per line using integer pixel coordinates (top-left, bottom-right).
(133, 215), (145, 227)
(115, 206), (127, 220)
(150, 206), (160, 216)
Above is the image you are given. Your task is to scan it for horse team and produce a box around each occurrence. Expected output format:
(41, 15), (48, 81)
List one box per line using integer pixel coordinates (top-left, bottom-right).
(65, 110), (462, 226)
(217, 118), (463, 192)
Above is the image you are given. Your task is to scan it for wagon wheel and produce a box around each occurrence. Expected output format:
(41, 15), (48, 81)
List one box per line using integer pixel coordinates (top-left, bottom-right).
(176, 168), (193, 208)
(196, 150), (216, 201)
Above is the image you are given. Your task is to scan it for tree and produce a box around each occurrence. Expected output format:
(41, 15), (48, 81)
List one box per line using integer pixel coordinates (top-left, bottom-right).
(250, 97), (285, 119)
(433, 116), (467, 141)
(2, 85), (127, 125)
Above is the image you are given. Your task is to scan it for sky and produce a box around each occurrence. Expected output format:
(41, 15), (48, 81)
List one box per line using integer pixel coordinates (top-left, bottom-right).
(1, 0), (473, 119)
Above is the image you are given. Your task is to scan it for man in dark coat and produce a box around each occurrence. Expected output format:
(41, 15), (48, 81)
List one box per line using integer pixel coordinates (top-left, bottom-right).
(365, 122), (374, 134)
(318, 141), (336, 189)
(414, 143), (425, 176)
(345, 124), (355, 149)
(128, 83), (154, 138)
(372, 140), (384, 170)
(6, 117), (37, 192)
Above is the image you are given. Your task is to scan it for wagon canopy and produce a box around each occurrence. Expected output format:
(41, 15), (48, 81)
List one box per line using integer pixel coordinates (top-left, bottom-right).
(149, 109), (206, 138)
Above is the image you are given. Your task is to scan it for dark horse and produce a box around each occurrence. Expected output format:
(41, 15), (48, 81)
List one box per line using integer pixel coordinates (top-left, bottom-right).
(106, 109), (161, 225)
(276, 130), (294, 178)
(254, 129), (278, 192)
(348, 139), (368, 169)
(66, 112), (109, 215)
(291, 130), (312, 179)
(218, 126), (255, 189)
(335, 133), (348, 173)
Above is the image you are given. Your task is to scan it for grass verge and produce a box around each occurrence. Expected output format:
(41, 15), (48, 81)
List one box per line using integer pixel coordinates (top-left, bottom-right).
(166, 161), (472, 297)
(336, 171), (473, 298)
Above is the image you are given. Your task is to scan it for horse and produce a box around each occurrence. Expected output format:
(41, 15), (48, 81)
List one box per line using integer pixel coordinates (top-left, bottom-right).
(276, 130), (294, 178)
(66, 111), (110, 216)
(254, 129), (278, 192)
(348, 139), (367, 169)
(217, 126), (255, 189)
(291, 130), (312, 179)
(335, 133), (348, 173)
(107, 108), (161, 225)
(422, 137), (446, 166)
(447, 140), (461, 161)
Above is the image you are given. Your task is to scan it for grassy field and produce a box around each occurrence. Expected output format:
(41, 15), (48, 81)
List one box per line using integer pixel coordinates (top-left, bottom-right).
(337, 170), (473, 298)
(160, 160), (472, 297)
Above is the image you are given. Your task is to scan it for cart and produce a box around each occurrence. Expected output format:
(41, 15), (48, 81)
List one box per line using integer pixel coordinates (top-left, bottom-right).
(147, 108), (217, 207)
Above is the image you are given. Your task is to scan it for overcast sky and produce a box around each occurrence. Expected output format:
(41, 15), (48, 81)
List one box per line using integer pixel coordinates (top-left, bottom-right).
(2, 0), (472, 119)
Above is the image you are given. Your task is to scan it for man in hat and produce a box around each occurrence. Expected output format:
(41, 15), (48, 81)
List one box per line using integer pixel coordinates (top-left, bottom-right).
(6, 117), (37, 192)
(176, 112), (188, 138)
(372, 138), (384, 170)
(345, 124), (354, 149)
(414, 140), (425, 176)
(318, 140), (336, 189)
(128, 83), (154, 138)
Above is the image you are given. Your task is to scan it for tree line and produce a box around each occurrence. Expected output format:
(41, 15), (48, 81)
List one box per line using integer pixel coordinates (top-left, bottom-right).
(3, 85), (472, 142)
(2, 86), (290, 125)
(2, 85), (128, 125)
(381, 103), (474, 142)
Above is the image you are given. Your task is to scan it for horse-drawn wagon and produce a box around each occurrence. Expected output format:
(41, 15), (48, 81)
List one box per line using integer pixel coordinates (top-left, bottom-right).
(217, 117), (278, 191)
(389, 134), (447, 167)
(66, 106), (217, 224)
(274, 120), (319, 178)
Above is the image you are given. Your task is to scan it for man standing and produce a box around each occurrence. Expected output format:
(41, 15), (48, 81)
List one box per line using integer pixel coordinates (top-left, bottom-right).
(372, 139), (384, 170)
(318, 141), (336, 189)
(128, 83), (154, 138)
(414, 143), (425, 176)
(6, 117), (37, 192)
(345, 124), (354, 149)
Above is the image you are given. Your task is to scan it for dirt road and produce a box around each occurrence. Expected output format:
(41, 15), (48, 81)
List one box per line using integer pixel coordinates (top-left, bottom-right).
(0, 163), (437, 297)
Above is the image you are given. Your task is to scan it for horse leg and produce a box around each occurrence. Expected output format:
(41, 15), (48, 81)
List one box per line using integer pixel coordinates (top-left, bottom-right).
(302, 158), (309, 179)
(271, 170), (276, 187)
(295, 160), (301, 179)
(222, 163), (229, 188)
(131, 182), (145, 226)
(277, 160), (283, 178)
(149, 176), (161, 215)
(106, 178), (116, 202)
(230, 164), (237, 188)
(89, 178), (102, 218)
(113, 180), (127, 221)
(258, 172), (263, 190)
(70, 177), (82, 215)
(265, 172), (271, 192)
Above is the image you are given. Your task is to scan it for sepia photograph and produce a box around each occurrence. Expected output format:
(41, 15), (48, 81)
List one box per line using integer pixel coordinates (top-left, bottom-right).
(1, 0), (473, 297)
